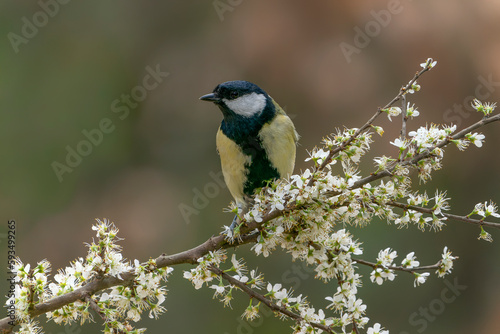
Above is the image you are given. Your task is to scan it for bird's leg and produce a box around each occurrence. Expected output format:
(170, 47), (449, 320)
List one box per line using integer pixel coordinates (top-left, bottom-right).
(229, 214), (240, 232)
(229, 196), (254, 234)
(229, 203), (245, 233)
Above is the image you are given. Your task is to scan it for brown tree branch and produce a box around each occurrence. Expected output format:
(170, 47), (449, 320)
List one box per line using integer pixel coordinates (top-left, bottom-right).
(401, 93), (408, 139)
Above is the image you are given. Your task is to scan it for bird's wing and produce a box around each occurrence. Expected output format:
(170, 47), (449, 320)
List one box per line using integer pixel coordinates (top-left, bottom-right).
(258, 112), (298, 178)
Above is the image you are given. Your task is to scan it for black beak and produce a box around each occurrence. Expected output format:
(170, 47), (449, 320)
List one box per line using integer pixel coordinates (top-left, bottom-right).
(199, 93), (221, 102)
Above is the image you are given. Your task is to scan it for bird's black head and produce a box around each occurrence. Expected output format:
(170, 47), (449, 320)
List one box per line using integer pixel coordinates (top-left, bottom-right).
(200, 80), (276, 142)
(200, 80), (272, 119)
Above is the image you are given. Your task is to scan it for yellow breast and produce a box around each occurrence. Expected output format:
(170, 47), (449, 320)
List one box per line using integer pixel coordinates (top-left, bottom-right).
(216, 129), (251, 205)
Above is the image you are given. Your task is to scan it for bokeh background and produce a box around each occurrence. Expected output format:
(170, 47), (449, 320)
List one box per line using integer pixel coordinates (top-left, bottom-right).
(1, 1), (500, 333)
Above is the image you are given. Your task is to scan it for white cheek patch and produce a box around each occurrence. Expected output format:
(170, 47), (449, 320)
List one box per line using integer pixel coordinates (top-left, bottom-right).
(223, 93), (266, 117)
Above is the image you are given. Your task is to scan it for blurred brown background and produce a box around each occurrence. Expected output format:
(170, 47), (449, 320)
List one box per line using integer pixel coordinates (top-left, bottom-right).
(1, 1), (500, 333)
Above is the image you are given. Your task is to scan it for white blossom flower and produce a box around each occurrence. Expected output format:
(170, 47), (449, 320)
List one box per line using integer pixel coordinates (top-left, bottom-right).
(230, 254), (246, 276)
(15, 321), (43, 334)
(209, 283), (226, 297)
(367, 323), (389, 334)
(485, 201), (500, 218)
(478, 226), (493, 242)
(436, 247), (458, 277)
(407, 81), (421, 94)
(266, 283), (282, 297)
(274, 287), (289, 301)
(232, 274), (249, 284)
(385, 106), (402, 121)
(414, 272), (430, 287)
(373, 156), (394, 171)
(390, 138), (406, 150)
(127, 308), (141, 322)
(346, 296), (367, 319)
(305, 148), (330, 166)
(377, 248), (397, 267)
(372, 125), (384, 136)
(432, 190), (450, 216)
(453, 138), (469, 151)
(222, 290), (233, 308)
(474, 201), (500, 219)
(467, 132), (486, 147)
(406, 103), (420, 118)
(420, 58), (437, 69)
(370, 268), (384, 285)
(471, 98), (497, 115)
(401, 252), (420, 268)
(248, 270), (265, 290)
(242, 303), (260, 320)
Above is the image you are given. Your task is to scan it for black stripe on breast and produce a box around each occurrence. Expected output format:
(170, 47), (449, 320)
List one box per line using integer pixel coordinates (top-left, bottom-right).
(241, 136), (280, 196)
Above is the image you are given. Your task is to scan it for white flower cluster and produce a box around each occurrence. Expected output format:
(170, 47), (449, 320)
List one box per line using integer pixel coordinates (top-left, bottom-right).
(7, 219), (173, 334)
(468, 201), (500, 242)
(470, 201), (500, 219)
(387, 120), (485, 184)
(183, 249), (226, 290)
(370, 248), (397, 285)
(471, 98), (497, 116)
(327, 129), (373, 165)
(436, 247), (458, 278)
(368, 249), (436, 288)
(389, 191), (449, 231)
(249, 213), (369, 330)
(184, 252), (336, 333)
(99, 259), (172, 326)
(7, 259), (52, 323)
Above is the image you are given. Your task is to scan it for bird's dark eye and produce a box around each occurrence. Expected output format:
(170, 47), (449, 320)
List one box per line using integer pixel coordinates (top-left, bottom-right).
(230, 91), (239, 99)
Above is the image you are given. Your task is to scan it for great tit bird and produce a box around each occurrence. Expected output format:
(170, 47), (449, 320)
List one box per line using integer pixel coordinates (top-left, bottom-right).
(200, 80), (299, 231)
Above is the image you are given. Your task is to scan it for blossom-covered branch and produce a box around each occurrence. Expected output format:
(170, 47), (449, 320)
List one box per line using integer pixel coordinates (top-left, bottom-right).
(1, 226), (261, 333)
(387, 200), (500, 230)
(209, 265), (338, 334)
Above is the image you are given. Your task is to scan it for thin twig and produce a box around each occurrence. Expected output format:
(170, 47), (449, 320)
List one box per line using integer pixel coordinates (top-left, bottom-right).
(353, 258), (441, 274)
(387, 200), (500, 229)
(84, 294), (106, 320)
(401, 93), (408, 139)
(352, 317), (359, 334)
